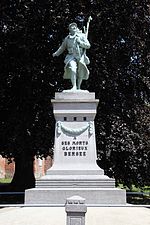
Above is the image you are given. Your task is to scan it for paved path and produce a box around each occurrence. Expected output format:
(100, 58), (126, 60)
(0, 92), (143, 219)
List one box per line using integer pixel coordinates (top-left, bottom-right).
(0, 206), (150, 225)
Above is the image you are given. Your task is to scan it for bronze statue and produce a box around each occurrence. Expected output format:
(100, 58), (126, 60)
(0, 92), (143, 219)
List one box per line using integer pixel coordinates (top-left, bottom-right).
(53, 17), (92, 91)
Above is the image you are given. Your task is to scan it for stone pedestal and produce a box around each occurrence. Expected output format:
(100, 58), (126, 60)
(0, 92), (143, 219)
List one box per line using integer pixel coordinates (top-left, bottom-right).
(65, 196), (87, 225)
(25, 91), (126, 205)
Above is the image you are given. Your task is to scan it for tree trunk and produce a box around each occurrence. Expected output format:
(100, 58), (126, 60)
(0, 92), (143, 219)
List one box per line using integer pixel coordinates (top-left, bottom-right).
(11, 154), (35, 191)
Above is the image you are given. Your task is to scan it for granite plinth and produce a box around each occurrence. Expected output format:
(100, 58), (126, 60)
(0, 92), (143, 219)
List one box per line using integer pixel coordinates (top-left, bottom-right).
(25, 188), (126, 205)
(55, 91), (95, 100)
(35, 174), (115, 188)
(25, 92), (126, 205)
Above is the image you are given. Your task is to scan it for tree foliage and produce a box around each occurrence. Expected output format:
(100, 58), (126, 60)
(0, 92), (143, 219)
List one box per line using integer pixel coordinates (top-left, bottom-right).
(0, 0), (149, 189)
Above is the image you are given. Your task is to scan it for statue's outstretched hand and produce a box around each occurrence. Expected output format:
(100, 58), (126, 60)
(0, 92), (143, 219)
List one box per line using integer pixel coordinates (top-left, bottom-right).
(52, 53), (57, 57)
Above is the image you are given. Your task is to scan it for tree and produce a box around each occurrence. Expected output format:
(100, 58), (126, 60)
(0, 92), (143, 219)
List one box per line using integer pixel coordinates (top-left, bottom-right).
(0, 0), (149, 190)
(0, 0), (56, 190)
(89, 0), (150, 188)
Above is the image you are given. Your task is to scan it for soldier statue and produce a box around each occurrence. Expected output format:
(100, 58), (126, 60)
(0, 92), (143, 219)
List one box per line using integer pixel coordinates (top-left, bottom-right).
(53, 17), (92, 91)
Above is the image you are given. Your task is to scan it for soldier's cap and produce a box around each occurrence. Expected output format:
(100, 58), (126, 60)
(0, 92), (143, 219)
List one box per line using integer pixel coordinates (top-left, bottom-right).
(68, 22), (77, 29)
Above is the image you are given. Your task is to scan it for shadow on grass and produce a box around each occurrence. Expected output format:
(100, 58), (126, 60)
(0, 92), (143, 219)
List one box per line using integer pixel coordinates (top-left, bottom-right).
(0, 183), (24, 204)
(127, 195), (150, 205)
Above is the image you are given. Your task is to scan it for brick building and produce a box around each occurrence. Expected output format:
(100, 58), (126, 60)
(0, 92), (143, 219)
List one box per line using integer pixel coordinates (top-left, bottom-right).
(34, 156), (53, 178)
(0, 155), (52, 179)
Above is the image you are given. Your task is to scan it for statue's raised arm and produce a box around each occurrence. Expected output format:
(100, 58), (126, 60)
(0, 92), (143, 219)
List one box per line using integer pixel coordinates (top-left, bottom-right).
(53, 18), (92, 91)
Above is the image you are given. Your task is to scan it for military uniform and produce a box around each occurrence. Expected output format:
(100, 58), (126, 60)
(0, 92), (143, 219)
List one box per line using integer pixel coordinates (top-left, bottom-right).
(54, 30), (90, 82)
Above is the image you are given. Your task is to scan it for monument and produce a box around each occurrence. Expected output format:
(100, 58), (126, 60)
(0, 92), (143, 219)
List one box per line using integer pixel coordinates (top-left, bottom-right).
(25, 18), (126, 205)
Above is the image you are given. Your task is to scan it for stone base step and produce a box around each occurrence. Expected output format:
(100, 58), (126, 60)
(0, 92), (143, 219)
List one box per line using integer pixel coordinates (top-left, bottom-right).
(36, 174), (115, 188)
(46, 168), (104, 175)
(25, 187), (126, 205)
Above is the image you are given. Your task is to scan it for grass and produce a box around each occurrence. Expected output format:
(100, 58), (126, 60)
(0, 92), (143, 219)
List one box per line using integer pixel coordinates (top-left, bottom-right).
(143, 186), (150, 193)
(117, 184), (150, 205)
(0, 178), (24, 204)
(0, 178), (12, 183)
(0, 193), (24, 204)
(117, 183), (150, 192)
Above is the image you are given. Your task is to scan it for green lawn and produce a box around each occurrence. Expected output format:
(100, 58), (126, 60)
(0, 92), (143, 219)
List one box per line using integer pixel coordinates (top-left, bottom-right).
(118, 183), (150, 192)
(117, 184), (150, 204)
(0, 178), (12, 183)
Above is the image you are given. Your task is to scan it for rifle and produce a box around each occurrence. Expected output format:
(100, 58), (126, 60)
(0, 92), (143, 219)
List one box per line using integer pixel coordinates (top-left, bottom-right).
(84, 16), (92, 38)
(80, 16), (92, 64)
